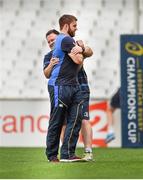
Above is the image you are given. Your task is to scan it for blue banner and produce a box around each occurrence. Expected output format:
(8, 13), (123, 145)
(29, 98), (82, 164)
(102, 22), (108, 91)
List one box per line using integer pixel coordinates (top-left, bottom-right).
(121, 35), (143, 147)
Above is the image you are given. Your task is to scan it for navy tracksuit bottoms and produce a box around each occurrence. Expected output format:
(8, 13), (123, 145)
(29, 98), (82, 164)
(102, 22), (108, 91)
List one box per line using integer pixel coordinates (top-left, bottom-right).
(46, 85), (83, 160)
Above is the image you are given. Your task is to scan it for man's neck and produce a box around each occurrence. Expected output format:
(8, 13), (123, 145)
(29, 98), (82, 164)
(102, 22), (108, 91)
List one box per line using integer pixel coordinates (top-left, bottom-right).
(60, 30), (69, 36)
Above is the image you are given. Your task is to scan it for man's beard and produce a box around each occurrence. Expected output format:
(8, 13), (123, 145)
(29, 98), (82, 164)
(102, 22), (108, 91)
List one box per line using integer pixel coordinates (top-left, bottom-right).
(68, 28), (75, 37)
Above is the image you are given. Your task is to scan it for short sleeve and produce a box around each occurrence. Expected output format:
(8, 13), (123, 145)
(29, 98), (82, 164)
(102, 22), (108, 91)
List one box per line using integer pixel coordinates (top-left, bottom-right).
(61, 36), (75, 53)
(43, 51), (52, 69)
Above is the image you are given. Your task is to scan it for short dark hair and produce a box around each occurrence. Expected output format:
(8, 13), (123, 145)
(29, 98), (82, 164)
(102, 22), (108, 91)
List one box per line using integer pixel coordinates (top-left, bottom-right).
(59, 14), (77, 30)
(45, 29), (60, 38)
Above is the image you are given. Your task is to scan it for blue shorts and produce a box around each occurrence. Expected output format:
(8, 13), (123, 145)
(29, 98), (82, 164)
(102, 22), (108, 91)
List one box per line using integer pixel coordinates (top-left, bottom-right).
(80, 85), (90, 120)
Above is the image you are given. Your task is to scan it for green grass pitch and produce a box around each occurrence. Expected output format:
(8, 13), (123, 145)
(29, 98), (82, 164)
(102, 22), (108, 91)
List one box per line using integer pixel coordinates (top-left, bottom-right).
(0, 147), (143, 179)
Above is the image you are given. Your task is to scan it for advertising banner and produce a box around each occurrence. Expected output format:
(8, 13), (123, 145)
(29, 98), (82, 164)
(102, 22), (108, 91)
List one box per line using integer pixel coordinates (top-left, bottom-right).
(121, 35), (143, 147)
(0, 100), (121, 147)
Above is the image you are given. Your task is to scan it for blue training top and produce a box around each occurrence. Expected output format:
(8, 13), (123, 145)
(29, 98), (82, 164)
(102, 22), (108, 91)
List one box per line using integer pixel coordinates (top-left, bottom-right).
(47, 33), (81, 86)
(43, 51), (89, 91)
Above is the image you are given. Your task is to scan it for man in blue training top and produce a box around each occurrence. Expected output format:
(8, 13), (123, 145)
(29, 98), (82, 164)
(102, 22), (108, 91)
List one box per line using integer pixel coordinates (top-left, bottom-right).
(43, 29), (60, 78)
(46, 14), (84, 162)
(43, 30), (93, 161)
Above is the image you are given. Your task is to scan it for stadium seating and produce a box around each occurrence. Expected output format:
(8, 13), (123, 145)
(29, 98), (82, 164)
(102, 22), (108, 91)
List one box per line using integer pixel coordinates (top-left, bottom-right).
(0, 0), (142, 99)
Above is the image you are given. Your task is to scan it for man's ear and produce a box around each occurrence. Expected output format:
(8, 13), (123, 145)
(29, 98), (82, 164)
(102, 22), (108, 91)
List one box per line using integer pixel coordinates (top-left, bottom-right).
(64, 24), (69, 31)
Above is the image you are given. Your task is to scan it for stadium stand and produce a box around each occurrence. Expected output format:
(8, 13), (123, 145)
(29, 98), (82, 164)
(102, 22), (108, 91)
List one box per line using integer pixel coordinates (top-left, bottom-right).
(0, 0), (141, 99)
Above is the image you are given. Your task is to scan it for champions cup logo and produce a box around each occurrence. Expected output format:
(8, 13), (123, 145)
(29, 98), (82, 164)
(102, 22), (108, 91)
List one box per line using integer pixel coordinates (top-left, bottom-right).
(125, 42), (143, 56)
